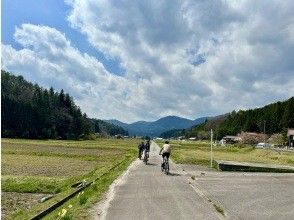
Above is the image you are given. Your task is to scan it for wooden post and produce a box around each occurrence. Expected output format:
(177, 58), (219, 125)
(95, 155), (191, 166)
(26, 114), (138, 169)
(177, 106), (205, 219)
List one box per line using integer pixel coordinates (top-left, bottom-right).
(210, 129), (213, 168)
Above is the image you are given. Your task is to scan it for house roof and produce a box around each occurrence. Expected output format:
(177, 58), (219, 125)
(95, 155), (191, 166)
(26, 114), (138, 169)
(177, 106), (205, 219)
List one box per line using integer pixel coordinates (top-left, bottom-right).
(287, 129), (294, 136)
(224, 135), (238, 139)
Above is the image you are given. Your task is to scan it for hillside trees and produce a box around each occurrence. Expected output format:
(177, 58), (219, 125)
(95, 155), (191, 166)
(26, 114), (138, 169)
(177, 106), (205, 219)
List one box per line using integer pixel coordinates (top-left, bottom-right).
(91, 119), (128, 136)
(184, 97), (294, 140)
(1, 70), (92, 139)
(1, 70), (127, 139)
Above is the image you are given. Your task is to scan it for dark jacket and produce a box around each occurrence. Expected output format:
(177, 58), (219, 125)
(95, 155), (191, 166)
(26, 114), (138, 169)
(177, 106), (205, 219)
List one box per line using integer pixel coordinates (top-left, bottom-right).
(138, 143), (145, 149)
(145, 142), (150, 151)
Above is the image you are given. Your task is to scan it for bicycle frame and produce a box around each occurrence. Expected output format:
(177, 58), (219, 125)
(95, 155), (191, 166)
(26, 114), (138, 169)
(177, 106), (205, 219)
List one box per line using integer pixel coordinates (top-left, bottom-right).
(144, 150), (149, 164)
(162, 156), (169, 174)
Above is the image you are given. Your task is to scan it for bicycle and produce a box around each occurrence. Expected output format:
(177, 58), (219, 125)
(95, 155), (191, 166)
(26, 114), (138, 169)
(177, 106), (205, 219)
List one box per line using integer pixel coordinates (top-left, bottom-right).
(160, 154), (169, 175)
(143, 150), (149, 165)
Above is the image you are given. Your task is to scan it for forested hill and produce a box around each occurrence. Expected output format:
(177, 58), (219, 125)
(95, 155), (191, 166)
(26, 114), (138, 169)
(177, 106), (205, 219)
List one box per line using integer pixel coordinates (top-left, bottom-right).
(1, 70), (128, 139)
(90, 118), (128, 137)
(185, 97), (294, 139)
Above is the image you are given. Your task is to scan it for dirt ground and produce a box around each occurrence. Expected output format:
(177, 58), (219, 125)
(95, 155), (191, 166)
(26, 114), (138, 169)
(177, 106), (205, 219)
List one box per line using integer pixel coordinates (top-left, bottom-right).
(1, 192), (50, 219)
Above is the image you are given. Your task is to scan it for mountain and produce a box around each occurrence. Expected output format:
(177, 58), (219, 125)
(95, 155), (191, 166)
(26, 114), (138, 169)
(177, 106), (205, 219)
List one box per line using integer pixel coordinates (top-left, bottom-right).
(1, 70), (127, 139)
(160, 129), (185, 139)
(90, 119), (128, 136)
(107, 119), (129, 129)
(106, 116), (207, 137)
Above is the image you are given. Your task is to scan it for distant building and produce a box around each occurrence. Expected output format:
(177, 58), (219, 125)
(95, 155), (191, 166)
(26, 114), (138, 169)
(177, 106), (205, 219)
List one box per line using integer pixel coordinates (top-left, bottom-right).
(287, 129), (294, 148)
(221, 135), (241, 144)
(238, 132), (267, 144)
(188, 137), (197, 141)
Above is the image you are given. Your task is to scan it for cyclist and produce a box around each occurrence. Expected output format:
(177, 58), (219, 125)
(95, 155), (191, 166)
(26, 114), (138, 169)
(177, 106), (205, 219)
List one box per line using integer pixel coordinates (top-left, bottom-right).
(144, 140), (151, 160)
(159, 141), (171, 168)
(138, 141), (145, 159)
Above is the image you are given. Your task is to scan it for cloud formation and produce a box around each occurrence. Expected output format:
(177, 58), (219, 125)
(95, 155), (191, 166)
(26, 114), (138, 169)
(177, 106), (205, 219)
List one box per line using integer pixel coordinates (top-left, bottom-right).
(2, 24), (136, 120)
(2, 0), (294, 122)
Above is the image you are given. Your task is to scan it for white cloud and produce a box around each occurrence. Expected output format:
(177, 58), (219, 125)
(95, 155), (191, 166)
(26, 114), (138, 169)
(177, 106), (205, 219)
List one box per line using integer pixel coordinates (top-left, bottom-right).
(2, 24), (138, 121)
(2, 0), (294, 122)
(67, 0), (294, 117)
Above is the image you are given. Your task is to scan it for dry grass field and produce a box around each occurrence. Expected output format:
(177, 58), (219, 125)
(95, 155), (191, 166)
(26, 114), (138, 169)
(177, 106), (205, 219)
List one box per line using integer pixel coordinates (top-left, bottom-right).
(156, 140), (294, 166)
(1, 138), (138, 219)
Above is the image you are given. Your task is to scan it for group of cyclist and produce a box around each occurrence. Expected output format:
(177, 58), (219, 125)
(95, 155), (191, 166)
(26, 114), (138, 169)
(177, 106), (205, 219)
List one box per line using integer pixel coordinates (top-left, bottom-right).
(138, 139), (151, 160)
(138, 139), (171, 171)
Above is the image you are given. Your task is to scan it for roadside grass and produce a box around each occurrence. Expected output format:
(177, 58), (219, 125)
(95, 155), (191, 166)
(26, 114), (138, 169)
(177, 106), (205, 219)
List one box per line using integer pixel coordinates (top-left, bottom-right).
(1, 138), (138, 219)
(213, 204), (225, 216)
(156, 140), (294, 166)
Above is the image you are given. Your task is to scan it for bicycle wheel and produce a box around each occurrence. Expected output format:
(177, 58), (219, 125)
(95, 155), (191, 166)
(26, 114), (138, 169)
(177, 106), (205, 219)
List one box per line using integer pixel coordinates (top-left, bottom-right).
(165, 162), (169, 175)
(163, 157), (168, 174)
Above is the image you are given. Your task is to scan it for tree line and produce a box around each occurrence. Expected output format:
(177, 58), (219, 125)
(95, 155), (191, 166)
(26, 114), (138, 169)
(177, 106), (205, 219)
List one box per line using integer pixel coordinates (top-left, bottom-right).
(1, 70), (128, 139)
(161, 97), (294, 140)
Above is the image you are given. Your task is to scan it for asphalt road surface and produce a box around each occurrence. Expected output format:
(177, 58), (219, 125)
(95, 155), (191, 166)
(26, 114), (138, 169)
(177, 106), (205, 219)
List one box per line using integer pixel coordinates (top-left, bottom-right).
(181, 165), (294, 220)
(95, 142), (294, 220)
(96, 142), (222, 220)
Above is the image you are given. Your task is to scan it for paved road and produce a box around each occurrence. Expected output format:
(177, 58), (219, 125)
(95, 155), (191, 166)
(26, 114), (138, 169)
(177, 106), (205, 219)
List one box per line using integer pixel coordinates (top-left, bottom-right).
(98, 142), (221, 220)
(180, 165), (294, 220)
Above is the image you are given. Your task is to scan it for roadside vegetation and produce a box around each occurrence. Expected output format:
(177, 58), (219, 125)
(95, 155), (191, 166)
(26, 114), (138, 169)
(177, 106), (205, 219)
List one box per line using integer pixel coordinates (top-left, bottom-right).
(1, 138), (138, 220)
(156, 140), (294, 167)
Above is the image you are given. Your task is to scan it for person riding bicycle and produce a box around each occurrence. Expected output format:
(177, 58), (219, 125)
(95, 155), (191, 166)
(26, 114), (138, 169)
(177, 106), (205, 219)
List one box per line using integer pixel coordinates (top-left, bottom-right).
(138, 141), (145, 159)
(159, 141), (171, 168)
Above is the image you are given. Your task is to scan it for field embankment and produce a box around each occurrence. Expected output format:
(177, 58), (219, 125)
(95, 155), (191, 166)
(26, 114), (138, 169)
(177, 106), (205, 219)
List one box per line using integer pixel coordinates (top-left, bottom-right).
(1, 138), (138, 220)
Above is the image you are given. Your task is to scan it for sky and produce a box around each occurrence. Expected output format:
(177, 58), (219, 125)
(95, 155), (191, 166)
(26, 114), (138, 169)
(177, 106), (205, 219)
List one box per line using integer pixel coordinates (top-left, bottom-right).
(2, 0), (294, 123)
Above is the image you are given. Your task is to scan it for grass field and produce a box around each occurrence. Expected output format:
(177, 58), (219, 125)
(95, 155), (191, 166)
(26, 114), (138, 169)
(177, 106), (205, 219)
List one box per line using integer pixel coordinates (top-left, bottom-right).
(1, 138), (138, 220)
(156, 140), (294, 167)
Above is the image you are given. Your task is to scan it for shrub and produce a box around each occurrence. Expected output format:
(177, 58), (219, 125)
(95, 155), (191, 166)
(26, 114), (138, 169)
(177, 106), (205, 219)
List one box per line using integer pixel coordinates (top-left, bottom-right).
(79, 193), (88, 205)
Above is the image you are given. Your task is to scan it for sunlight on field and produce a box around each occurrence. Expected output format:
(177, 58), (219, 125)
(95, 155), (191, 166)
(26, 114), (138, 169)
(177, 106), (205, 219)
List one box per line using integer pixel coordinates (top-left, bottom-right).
(1, 138), (138, 220)
(156, 140), (294, 166)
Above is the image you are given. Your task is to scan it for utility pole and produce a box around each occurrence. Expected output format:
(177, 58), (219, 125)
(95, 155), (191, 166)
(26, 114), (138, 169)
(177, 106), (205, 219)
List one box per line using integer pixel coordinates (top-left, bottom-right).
(210, 129), (213, 168)
(264, 120), (266, 144)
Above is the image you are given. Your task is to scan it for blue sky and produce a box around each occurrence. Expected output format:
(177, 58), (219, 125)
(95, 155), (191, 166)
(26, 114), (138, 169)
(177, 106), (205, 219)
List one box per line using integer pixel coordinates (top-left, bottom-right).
(2, 0), (125, 76)
(2, 0), (294, 122)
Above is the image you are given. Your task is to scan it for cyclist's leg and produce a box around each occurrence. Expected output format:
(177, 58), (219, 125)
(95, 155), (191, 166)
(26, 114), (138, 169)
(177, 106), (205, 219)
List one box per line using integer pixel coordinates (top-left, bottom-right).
(162, 153), (168, 167)
(161, 153), (166, 168)
(166, 153), (170, 171)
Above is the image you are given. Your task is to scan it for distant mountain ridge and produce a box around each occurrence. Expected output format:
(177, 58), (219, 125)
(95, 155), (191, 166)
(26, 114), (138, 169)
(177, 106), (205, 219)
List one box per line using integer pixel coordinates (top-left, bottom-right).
(106, 116), (207, 136)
